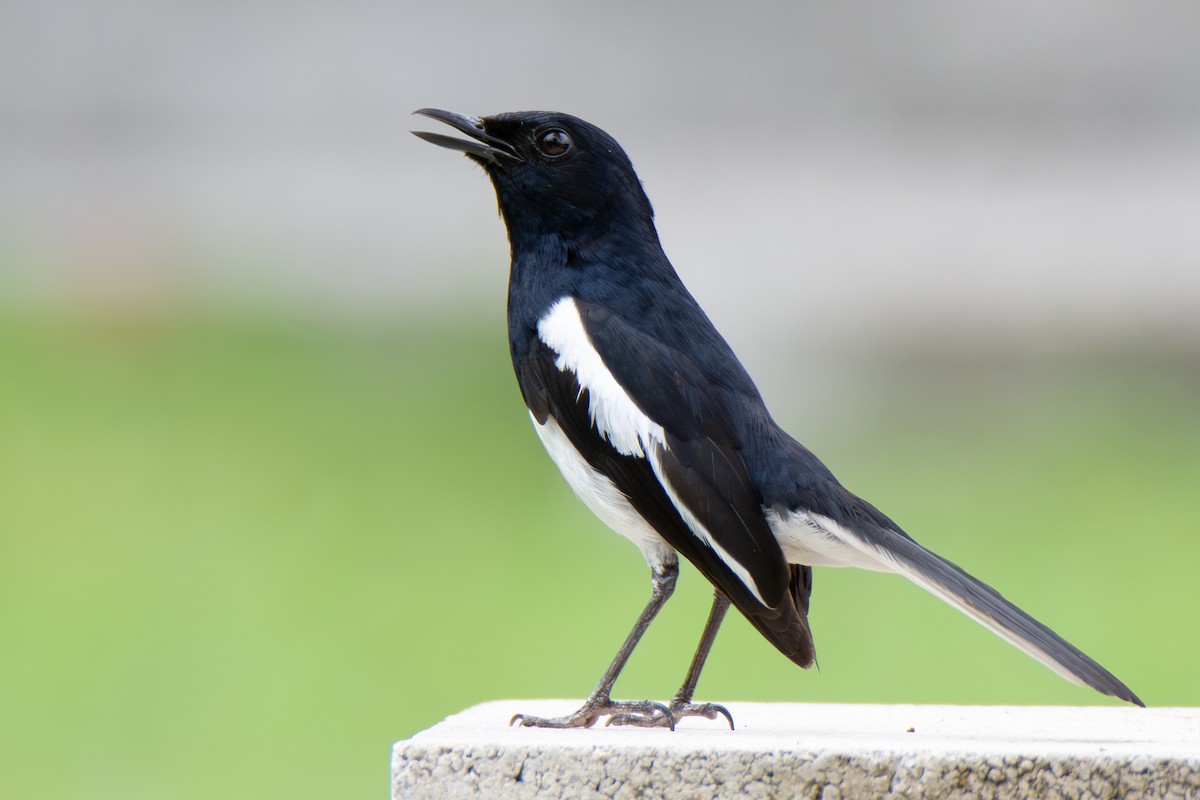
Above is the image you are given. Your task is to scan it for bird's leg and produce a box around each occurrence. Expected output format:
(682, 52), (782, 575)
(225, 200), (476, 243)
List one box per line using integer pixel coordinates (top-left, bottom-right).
(510, 562), (679, 730)
(670, 590), (734, 727)
(609, 589), (734, 729)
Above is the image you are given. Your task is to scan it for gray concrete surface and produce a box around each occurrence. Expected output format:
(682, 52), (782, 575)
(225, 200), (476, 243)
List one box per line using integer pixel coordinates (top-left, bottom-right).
(392, 701), (1199, 799)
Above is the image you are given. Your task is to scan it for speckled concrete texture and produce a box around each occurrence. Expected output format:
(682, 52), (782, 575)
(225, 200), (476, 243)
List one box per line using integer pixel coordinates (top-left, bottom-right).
(392, 702), (1199, 799)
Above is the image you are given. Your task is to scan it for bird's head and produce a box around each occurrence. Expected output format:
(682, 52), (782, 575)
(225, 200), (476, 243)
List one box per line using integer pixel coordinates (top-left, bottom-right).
(412, 108), (655, 244)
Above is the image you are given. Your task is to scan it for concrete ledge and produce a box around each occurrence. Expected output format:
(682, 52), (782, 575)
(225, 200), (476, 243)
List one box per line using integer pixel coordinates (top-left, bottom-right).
(392, 701), (1199, 800)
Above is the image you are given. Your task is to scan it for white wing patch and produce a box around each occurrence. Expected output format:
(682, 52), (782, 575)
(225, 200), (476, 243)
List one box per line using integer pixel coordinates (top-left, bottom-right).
(536, 297), (664, 459)
(535, 295), (769, 606)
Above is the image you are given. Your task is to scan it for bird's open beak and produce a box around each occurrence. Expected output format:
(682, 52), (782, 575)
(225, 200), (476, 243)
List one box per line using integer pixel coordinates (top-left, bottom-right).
(411, 108), (523, 165)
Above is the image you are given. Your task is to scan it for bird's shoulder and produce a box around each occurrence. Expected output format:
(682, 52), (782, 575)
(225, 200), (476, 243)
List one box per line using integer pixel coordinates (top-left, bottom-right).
(535, 287), (768, 442)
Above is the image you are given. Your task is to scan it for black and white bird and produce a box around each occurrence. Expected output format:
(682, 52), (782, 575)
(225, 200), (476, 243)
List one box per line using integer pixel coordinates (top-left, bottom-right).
(412, 108), (1143, 729)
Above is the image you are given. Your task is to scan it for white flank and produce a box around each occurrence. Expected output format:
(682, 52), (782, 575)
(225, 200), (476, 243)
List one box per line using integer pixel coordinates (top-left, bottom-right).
(536, 297), (664, 459)
(531, 412), (673, 568)
(794, 511), (1092, 689)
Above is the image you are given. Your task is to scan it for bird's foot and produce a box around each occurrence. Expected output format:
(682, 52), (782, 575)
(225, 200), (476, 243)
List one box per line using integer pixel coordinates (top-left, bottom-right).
(511, 698), (675, 730)
(608, 699), (734, 730)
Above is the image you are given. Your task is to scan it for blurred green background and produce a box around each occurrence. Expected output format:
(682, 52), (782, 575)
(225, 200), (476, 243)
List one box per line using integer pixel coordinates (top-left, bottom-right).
(1, 307), (1196, 799)
(2, 1), (1198, 799)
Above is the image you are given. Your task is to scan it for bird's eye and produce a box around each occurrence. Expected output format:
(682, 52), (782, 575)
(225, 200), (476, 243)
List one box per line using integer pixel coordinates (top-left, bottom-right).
(536, 129), (572, 158)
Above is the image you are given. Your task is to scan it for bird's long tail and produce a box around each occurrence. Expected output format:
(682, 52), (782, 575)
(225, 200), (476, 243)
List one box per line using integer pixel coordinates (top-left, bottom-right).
(843, 523), (1143, 706)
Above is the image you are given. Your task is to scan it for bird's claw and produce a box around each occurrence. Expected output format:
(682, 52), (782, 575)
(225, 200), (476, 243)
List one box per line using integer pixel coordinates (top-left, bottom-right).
(604, 702), (676, 729)
(511, 699), (734, 730)
(671, 701), (735, 730)
(609, 700), (734, 729)
(510, 699), (676, 730)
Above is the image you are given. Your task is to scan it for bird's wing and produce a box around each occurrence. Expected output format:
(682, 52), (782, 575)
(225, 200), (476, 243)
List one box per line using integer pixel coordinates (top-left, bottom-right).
(522, 295), (815, 667)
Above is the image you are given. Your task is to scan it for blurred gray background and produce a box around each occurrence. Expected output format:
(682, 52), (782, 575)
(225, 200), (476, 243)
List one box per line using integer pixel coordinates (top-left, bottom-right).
(2, 0), (1197, 363)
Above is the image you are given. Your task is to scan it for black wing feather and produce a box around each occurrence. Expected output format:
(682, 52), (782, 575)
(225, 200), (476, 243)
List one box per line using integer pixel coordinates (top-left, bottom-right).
(537, 301), (816, 667)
